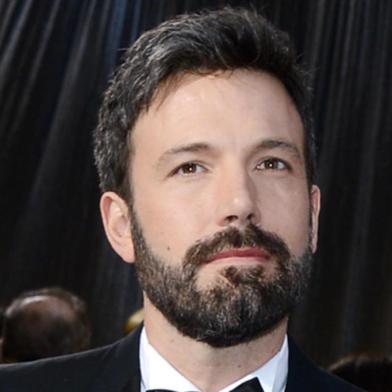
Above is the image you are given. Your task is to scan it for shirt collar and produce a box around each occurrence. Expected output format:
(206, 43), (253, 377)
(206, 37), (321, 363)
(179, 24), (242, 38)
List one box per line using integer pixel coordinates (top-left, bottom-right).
(140, 328), (288, 392)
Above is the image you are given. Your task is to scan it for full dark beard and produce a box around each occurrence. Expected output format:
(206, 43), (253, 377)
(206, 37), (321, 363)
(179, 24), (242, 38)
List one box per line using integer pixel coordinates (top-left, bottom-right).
(130, 207), (313, 348)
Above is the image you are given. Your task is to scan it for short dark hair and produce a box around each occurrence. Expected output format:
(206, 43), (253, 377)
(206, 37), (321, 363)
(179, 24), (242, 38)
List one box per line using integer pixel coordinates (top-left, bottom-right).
(1, 287), (91, 362)
(94, 7), (315, 200)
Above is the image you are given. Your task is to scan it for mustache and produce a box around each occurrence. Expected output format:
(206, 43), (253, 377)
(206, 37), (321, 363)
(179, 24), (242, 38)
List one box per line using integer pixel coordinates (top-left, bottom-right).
(183, 223), (291, 270)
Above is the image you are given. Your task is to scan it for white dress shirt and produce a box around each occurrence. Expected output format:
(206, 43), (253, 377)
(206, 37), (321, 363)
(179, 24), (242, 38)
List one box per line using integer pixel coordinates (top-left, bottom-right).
(140, 328), (288, 392)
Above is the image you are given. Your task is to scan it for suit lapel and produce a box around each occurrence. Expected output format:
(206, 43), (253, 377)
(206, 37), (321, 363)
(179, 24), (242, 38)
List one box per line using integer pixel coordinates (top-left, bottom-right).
(121, 374), (141, 392)
(89, 325), (142, 392)
(118, 326), (142, 392)
(285, 337), (321, 392)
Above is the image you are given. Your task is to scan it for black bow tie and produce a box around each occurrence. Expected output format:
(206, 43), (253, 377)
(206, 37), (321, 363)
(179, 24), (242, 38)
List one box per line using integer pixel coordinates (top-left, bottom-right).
(147, 377), (264, 392)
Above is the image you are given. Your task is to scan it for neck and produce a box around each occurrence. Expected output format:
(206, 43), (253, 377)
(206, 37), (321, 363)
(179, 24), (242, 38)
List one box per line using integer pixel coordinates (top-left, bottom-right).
(143, 297), (288, 392)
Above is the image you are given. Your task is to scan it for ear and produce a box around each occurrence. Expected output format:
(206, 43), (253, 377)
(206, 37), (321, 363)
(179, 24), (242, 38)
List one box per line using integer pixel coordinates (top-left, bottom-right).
(309, 185), (321, 253)
(100, 192), (135, 263)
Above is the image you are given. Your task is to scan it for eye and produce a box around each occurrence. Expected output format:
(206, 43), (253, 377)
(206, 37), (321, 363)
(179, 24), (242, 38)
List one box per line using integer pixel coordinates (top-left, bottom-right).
(256, 158), (288, 171)
(173, 162), (206, 176)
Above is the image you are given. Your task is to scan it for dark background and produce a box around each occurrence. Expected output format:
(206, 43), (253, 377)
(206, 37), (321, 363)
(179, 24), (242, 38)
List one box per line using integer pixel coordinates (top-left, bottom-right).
(1, 0), (391, 367)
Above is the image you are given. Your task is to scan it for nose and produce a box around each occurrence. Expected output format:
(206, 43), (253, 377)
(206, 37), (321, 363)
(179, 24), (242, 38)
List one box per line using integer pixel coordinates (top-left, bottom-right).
(216, 167), (261, 228)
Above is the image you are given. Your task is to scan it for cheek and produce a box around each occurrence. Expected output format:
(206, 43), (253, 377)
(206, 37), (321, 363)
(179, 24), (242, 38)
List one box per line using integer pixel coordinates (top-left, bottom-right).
(259, 184), (310, 256)
(132, 181), (213, 262)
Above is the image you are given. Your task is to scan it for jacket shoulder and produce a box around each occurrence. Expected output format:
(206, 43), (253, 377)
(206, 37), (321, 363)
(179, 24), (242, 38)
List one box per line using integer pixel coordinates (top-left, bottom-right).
(0, 341), (115, 391)
(286, 338), (365, 392)
(0, 329), (141, 392)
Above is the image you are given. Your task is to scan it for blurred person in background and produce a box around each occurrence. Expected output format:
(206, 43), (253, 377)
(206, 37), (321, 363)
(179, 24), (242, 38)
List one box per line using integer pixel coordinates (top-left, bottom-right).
(329, 353), (392, 392)
(0, 305), (4, 362)
(1, 287), (91, 363)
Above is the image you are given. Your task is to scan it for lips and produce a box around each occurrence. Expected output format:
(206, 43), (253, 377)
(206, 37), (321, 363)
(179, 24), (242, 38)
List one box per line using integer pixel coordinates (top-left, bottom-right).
(208, 247), (271, 263)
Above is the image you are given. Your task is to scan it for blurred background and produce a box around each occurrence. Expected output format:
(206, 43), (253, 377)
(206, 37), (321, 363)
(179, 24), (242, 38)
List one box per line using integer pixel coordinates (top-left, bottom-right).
(0, 0), (391, 367)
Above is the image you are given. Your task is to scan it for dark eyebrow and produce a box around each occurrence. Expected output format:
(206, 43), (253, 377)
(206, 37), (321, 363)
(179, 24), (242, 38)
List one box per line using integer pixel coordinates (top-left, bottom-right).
(253, 139), (302, 160)
(156, 138), (302, 169)
(156, 142), (212, 169)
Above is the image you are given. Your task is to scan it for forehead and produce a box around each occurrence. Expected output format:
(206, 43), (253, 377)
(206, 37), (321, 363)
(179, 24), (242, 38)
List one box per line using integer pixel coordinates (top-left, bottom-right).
(131, 70), (304, 160)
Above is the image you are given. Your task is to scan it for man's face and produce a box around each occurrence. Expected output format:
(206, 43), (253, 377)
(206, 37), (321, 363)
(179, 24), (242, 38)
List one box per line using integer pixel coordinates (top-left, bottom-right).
(114, 70), (320, 346)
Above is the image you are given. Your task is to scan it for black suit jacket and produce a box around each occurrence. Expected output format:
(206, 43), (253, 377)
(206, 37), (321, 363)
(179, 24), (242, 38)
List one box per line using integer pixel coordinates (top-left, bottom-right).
(0, 327), (363, 392)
